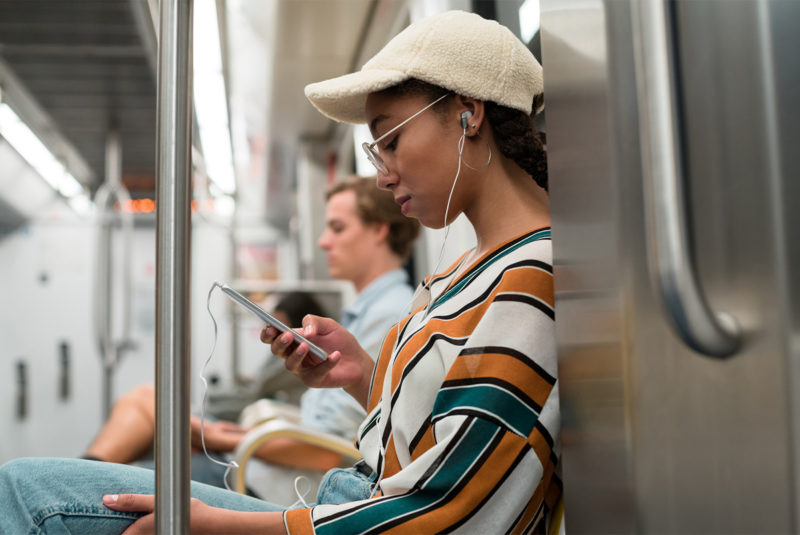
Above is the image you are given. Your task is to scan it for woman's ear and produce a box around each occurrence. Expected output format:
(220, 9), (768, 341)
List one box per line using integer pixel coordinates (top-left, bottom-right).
(456, 96), (485, 136)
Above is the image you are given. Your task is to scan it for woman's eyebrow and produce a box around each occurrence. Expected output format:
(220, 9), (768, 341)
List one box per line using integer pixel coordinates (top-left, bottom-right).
(369, 114), (390, 135)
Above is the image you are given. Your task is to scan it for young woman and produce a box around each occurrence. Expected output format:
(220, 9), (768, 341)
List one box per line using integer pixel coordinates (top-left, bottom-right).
(0, 10), (559, 534)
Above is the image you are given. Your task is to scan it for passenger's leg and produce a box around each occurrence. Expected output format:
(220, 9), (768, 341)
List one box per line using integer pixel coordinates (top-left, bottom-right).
(136, 452), (230, 488)
(0, 457), (283, 534)
(85, 383), (157, 464)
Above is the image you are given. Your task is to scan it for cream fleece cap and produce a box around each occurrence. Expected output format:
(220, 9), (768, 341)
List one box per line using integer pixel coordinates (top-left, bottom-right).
(305, 10), (543, 124)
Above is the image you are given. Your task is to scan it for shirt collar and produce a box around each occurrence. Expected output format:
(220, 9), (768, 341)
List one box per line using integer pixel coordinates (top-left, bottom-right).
(343, 268), (409, 321)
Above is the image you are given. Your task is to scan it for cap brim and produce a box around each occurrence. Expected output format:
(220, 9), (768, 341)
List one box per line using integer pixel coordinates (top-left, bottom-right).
(304, 69), (409, 124)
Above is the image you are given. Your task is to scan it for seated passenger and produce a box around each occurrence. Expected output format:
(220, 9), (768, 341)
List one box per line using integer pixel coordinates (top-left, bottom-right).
(0, 11), (559, 534)
(81, 176), (420, 496)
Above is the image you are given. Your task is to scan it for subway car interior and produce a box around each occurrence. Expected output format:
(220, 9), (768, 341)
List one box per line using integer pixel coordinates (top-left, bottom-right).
(0, 0), (798, 532)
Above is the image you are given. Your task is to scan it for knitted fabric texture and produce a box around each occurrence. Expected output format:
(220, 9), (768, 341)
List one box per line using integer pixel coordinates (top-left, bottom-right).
(304, 10), (543, 124)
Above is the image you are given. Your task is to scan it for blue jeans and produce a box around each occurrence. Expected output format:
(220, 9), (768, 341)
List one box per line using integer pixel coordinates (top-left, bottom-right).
(0, 458), (375, 534)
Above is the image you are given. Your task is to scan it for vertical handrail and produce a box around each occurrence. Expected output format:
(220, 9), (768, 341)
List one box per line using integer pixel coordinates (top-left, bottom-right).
(93, 130), (135, 420)
(631, 0), (742, 358)
(155, 0), (192, 532)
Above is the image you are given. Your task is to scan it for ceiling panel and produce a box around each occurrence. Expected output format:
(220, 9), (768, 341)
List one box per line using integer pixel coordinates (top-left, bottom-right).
(0, 0), (156, 198)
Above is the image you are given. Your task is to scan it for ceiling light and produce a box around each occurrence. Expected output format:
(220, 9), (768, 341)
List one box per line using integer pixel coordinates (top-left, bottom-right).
(193, 0), (236, 195)
(519, 0), (541, 44)
(0, 102), (86, 200)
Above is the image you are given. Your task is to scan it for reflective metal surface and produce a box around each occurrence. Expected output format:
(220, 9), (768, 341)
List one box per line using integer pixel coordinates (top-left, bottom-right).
(543, 0), (799, 531)
(631, 0), (740, 358)
(154, 0), (192, 532)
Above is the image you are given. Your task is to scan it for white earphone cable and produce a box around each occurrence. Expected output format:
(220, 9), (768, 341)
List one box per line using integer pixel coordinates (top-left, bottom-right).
(424, 124), (470, 311)
(200, 282), (238, 491)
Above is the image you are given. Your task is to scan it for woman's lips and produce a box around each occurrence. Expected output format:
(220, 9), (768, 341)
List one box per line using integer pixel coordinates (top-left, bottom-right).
(395, 195), (411, 215)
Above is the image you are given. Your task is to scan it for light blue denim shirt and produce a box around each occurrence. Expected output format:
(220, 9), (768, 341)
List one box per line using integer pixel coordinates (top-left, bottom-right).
(300, 268), (413, 439)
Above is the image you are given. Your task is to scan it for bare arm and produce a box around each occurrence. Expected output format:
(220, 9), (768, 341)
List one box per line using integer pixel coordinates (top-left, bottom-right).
(105, 494), (288, 535)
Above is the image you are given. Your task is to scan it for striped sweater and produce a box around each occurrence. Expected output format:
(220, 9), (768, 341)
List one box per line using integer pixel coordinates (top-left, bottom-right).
(285, 228), (560, 534)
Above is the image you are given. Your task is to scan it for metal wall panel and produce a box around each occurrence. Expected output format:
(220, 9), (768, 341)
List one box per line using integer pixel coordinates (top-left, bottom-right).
(543, 0), (799, 531)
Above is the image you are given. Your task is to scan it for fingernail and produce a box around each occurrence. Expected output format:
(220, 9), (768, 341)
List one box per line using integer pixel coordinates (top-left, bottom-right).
(103, 494), (118, 504)
(304, 325), (312, 336)
(281, 332), (293, 344)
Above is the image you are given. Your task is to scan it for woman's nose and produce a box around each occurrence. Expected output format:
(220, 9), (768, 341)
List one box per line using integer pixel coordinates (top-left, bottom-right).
(376, 169), (397, 190)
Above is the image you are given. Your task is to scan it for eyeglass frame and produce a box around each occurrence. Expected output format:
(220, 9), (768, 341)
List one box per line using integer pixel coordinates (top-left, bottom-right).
(361, 92), (451, 174)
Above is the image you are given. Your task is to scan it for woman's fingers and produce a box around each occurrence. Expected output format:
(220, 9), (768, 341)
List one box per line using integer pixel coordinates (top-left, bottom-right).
(103, 493), (155, 513)
(260, 325), (280, 343)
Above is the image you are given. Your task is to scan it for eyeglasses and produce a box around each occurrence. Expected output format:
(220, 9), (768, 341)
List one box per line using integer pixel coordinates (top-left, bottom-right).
(361, 93), (450, 174)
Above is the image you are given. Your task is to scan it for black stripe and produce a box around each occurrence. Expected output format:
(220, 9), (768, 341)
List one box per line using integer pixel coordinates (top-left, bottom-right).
(459, 346), (556, 386)
(431, 408), (522, 436)
(435, 270), (500, 321)
(364, 418), (503, 534)
(441, 442), (529, 533)
(411, 416), (478, 492)
(440, 376), (544, 414)
(455, 229), (551, 285)
(534, 418), (555, 452)
(435, 259), (553, 321)
(409, 414), (433, 455)
(495, 293), (554, 320)
(426, 260), (463, 288)
(521, 502), (546, 535)
(395, 312), (417, 350)
(381, 333), (469, 446)
(507, 499), (528, 535)
(358, 409), (381, 445)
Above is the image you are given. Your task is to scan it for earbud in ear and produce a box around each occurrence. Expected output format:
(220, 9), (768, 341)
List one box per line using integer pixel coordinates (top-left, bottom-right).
(460, 111), (473, 129)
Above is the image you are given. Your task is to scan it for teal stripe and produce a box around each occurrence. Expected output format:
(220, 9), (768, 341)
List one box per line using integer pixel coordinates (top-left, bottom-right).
(433, 384), (538, 437)
(429, 229), (550, 314)
(315, 418), (500, 535)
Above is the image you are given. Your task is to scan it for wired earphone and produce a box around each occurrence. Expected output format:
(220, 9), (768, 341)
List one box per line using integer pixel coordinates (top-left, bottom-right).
(420, 109), (491, 303)
(460, 110), (472, 129)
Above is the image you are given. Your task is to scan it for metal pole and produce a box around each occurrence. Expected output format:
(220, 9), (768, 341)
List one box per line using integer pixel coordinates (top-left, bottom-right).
(155, 0), (192, 532)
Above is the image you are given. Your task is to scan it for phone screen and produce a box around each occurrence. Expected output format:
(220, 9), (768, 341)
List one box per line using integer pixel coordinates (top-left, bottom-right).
(219, 284), (328, 361)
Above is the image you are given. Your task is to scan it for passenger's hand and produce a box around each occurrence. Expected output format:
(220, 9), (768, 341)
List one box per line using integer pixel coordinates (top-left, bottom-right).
(105, 494), (267, 534)
(189, 416), (247, 453)
(260, 315), (374, 407)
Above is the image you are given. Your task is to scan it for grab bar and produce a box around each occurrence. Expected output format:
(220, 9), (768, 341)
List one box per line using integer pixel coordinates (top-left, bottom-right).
(631, 0), (741, 358)
(93, 131), (135, 419)
(155, 0), (192, 531)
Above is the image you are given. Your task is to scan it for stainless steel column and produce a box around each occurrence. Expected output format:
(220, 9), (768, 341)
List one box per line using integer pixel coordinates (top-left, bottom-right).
(155, 0), (192, 532)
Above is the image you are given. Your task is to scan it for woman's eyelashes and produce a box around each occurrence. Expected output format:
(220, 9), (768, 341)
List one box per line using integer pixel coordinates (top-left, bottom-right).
(381, 135), (398, 153)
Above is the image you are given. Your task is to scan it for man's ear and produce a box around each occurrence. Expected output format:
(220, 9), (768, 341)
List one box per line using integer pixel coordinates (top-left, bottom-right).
(372, 222), (390, 245)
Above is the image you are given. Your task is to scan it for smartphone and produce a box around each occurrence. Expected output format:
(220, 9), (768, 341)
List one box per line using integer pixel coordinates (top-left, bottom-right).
(219, 284), (328, 361)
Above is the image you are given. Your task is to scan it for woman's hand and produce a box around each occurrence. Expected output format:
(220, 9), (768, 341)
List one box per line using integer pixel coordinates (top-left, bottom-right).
(261, 315), (374, 408)
(104, 494), (286, 534)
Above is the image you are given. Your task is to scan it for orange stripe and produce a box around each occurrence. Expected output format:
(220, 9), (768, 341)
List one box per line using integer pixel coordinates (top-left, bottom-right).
(544, 475), (562, 511)
(446, 352), (555, 410)
(388, 264), (552, 394)
(410, 426), (436, 461)
(388, 313), (480, 391)
(511, 438), (558, 534)
(496, 265), (554, 307)
(382, 435), (402, 478)
(528, 426), (555, 469)
(368, 324), (399, 412)
(284, 508), (314, 535)
(510, 469), (554, 534)
(382, 431), (527, 534)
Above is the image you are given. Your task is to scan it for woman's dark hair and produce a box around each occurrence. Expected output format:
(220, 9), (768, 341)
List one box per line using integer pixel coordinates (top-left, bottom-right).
(377, 79), (548, 191)
(273, 292), (326, 327)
